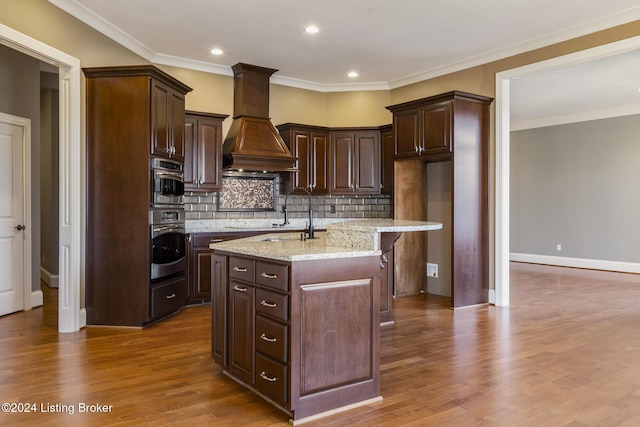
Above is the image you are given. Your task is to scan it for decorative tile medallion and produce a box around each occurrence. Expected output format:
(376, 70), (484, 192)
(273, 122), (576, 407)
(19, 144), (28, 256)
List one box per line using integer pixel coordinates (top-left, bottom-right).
(217, 173), (277, 211)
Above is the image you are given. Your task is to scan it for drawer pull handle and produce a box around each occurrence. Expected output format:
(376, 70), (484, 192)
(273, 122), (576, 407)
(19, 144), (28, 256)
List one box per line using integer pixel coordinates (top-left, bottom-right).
(260, 272), (278, 279)
(210, 239), (224, 243)
(260, 333), (277, 343)
(260, 300), (277, 308)
(260, 371), (278, 382)
(233, 285), (248, 293)
(233, 266), (247, 272)
(166, 293), (176, 299)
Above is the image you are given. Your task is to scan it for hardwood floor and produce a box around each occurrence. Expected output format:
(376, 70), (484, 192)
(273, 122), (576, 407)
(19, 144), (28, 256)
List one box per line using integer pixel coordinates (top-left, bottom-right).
(2, 263), (640, 426)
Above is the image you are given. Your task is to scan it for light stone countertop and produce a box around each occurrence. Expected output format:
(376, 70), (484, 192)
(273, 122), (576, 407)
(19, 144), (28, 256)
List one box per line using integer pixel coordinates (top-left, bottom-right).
(209, 219), (442, 261)
(326, 219), (443, 251)
(210, 232), (379, 262)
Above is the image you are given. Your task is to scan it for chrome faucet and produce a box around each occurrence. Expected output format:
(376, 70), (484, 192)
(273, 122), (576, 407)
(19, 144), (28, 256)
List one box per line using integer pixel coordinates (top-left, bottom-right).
(280, 186), (315, 239)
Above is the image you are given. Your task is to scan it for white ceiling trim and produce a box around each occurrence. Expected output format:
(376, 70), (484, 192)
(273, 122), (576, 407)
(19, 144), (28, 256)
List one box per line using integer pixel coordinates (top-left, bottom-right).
(388, 7), (640, 89)
(48, 0), (155, 61)
(50, 0), (640, 92)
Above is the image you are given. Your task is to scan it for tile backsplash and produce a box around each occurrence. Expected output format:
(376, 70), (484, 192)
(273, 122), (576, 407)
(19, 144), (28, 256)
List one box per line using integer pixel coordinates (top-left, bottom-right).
(185, 175), (392, 221)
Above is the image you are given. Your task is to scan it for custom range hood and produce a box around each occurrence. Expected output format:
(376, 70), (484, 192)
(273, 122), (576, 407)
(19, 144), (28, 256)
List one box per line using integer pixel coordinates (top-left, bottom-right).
(222, 63), (297, 172)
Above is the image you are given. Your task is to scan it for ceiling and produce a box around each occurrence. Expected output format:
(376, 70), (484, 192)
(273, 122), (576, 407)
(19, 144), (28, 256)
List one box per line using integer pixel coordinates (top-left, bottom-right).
(50, 0), (640, 127)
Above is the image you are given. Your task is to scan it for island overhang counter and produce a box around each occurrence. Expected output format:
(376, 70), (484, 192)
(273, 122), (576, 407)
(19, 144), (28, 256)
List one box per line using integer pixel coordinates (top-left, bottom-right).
(209, 219), (441, 423)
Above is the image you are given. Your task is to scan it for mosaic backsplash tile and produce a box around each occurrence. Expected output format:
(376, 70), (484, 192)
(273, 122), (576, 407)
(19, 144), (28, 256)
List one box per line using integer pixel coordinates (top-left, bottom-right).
(217, 174), (277, 211)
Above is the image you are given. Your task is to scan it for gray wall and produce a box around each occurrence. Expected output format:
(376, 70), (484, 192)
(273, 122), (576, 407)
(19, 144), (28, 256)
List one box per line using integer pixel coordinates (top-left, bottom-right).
(0, 44), (41, 293)
(510, 114), (640, 263)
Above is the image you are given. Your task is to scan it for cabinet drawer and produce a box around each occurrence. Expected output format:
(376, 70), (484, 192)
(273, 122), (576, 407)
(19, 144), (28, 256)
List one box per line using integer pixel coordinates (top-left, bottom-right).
(150, 277), (185, 319)
(256, 288), (288, 321)
(255, 353), (288, 406)
(229, 257), (254, 282)
(255, 261), (288, 291)
(192, 233), (241, 247)
(256, 315), (288, 362)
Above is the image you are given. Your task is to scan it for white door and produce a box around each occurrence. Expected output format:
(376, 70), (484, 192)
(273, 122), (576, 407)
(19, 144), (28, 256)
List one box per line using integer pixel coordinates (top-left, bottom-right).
(0, 114), (26, 316)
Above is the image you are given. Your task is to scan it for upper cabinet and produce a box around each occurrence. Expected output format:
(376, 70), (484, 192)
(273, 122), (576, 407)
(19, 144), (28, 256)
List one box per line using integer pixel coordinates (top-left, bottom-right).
(329, 129), (381, 195)
(390, 98), (452, 160)
(151, 79), (189, 161)
(184, 111), (229, 192)
(380, 124), (393, 196)
(277, 123), (330, 195)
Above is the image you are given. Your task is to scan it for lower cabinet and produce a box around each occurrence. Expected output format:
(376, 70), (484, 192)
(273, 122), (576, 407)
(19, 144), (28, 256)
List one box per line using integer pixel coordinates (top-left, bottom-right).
(186, 232), (241, 304)
(212, 252), (381, 422)
(150, 275), (186, 320)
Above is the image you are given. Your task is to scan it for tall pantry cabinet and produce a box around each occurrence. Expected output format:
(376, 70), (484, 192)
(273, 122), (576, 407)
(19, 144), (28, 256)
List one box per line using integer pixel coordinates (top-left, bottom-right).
(83, 65), (192, 326)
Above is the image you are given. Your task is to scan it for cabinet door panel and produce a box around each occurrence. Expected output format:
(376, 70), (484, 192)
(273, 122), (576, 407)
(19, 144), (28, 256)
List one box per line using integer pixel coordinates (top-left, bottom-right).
(170, 91), (185, 161)
(211, 254), (227, 365)
(151, 81), (170, 157)
(330, 133), (354, 194)
(394, 109), (420, 157)
(229, 281), (255, 383)
(198, 120), (223, 190)
(310, 132), (328, 194)
(421, 101), (451, 154)
(354, 132), (380, 194)
(292, 131), (310, 189)
(184, 118), (196, 188)
(298, 278), (374, 395)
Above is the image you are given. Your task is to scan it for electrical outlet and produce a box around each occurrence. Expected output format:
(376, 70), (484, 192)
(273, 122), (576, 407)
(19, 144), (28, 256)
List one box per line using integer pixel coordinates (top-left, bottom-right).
(426, 263), (438, 278)
(330, 205), (336, 214)
(556, 244), (562, 252)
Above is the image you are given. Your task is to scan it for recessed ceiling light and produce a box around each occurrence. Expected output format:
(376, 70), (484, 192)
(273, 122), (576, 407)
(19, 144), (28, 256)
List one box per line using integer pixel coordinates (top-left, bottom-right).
(210, 48), (223, 55)
(305, 25), (319, 34)
(348, 71), (359, 78)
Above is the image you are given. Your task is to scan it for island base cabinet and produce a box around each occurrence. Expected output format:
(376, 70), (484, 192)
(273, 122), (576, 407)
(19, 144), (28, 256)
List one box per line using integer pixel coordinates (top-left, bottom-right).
(212, 253), (381, 422)
(291, 271), (380, 420)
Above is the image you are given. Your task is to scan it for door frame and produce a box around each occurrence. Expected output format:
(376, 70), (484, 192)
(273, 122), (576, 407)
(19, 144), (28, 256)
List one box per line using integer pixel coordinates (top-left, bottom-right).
(494, 34), (640, 307)
(0, 112), (32, 312)
(0, 24), (82, 332)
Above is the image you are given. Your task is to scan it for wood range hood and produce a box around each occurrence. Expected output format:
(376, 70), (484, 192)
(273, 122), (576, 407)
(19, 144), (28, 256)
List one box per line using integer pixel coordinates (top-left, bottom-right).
(222, 63), (297, 172)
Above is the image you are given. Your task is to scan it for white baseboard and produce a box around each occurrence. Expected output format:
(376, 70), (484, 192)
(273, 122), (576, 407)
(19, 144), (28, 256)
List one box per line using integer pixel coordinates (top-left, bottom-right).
(80, 308), (86, 328)
(510, 253), (640, 274)
(40, 266), (59, 288)
(31, 290), (43, 308)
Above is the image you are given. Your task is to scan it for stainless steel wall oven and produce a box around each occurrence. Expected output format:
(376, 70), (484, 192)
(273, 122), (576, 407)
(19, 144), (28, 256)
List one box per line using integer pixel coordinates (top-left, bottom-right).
(150, 209), (185, 281)
(152, 158), (184, 206)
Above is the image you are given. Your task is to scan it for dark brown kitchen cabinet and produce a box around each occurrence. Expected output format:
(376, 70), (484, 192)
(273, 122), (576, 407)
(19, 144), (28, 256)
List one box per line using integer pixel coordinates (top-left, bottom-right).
(83, 65), (191, 326)
(329, 129), (380, 195)
(151, 79), (188, 161)
(391, 99), (451, 159)
(387, 91), (493, 308)
(380, 124), (394, 196)
(228, 274), (255, 384)
(184, 111), (228, 192)
(186, 232), (241, 304)
(277, 123), (329, 194)
(211, 253), (227, 366)
(212, 251), (381, 422)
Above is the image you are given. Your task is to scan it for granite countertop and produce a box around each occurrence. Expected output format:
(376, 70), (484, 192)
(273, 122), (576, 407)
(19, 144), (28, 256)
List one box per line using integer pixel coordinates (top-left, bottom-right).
(209, 219), (443, 262)
(210, 232), (380, 262)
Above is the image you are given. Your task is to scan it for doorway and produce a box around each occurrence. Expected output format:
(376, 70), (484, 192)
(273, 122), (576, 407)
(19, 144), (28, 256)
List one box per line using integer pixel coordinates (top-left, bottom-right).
(0, 24), (81, 332)
(494, 35), (640, 307)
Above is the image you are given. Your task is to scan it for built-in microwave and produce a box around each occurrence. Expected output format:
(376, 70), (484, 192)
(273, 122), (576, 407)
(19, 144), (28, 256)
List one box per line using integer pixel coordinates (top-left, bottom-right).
(152, 158), (184, 206)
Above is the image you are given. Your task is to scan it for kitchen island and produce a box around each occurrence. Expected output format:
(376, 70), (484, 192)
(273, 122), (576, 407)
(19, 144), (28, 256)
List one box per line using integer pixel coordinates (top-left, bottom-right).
(210, 219), (441, 423)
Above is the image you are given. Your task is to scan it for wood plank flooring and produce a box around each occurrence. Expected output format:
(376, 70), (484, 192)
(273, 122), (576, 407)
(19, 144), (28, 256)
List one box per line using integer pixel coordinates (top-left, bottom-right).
(2, 263), (640, 426)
